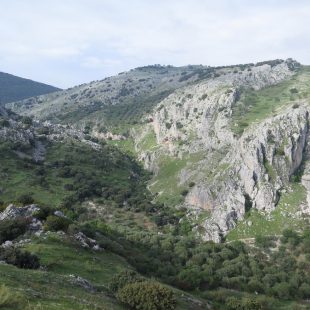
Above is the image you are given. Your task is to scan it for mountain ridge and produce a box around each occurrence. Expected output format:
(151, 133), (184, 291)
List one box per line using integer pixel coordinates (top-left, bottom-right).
(0, 59), (309, 309)
(6, 59), (310, 242)
(0, 71), (60, 105)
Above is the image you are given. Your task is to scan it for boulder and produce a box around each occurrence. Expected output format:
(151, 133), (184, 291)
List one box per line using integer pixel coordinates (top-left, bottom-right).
(0, 204), (40, 221)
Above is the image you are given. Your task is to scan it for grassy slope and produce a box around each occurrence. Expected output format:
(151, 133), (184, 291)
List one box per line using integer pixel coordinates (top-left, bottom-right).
(0, 233), (206, 309)
(0, 232), (127, 309)
(148, 152), (205, 207)
(0, 140), (144, 207)
(232, 66), (310, 134)
(226, 182), (308, 241)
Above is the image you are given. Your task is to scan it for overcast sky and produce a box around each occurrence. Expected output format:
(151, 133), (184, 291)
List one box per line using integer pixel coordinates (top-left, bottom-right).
(1, 0), (309, 88)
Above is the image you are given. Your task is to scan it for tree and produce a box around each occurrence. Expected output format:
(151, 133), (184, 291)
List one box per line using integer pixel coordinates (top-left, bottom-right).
(44, 215), (71, 232)
(272, 282), (291, 299)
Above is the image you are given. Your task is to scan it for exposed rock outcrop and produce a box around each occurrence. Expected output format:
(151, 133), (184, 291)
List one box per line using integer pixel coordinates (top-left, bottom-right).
(0, 204), (40, 221)
(135, 59), (309, 241)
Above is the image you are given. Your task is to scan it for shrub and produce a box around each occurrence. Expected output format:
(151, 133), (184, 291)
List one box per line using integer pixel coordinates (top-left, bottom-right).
(225, 297), (241, 310)
(16, 194), (34, 205)
(177, 267), (201, 290)
(199, 93), (208, 101)
(281, 229), (300, 246)
(21, 116), (33, 126)
(33, 206), (53, 221)
(241, 297), (263, 309)
(36, 127), (49, 135)
(44, 215), (71, 232)
(272, 282), (291, 299)
(165, 122), (172, 129)
(290, 88), (298, 94)
(109, 270), (143, 293)
(176, 122), (183, 129)
(0, 218), (30, 243)
(226, 296), (263, 310)
(255, 235), (275, 248)
(299, 283), (310, 298)
(181, 189), (189, 197)
(0, 119), (10, 127)
(116, 281), (176, 310)
(0, 247), (40, 269)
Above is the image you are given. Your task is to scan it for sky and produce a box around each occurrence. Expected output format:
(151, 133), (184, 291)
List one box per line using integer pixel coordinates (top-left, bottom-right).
(1, 0), (310, 88)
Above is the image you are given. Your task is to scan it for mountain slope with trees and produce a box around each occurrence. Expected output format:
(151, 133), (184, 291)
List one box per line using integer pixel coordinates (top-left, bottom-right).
(0, 71), (60, 105)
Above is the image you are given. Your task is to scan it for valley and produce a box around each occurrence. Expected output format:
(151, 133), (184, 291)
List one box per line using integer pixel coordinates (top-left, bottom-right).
(0, 59), (309, 309)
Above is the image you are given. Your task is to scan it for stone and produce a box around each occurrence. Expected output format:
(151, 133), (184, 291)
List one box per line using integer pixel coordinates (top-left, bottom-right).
(74, 232), (99, 249)
(54, 210), (66, 218)
(1, 241), (13, 248)
(68, 275), (95, 292)
(0, 204), (40, 221)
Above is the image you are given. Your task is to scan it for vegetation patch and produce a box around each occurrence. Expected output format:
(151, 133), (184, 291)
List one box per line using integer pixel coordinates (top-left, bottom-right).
(226, 183), (308, 240)
(231, 66), (310, 135)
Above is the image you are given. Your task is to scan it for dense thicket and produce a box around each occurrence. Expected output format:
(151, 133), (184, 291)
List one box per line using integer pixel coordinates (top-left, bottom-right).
(78, 220), (310, 304)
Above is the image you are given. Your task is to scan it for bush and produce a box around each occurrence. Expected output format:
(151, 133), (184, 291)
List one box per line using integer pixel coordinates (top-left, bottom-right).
(16, 194), (34, 205)
(116, 281), (176, 310)
(255, 235), (275, 248)
(109, 270), (143, 293)
(0, 218), (30, 243)
(36, 127), (50, 135)
(33, 206), (53, 221)
(225, 297), (241, 309)
(44, 215), (71, 232)
(177, 267), (202, 290)
(0, 247), (40, 269)
(165, 122), (172, 129)
(290, 88), (298, 94)
(281, 229), (300, 246)
(226, 296), (263, 310)
(272, 282), (291, 299)
(21, 116), (33, 125)
(0, 119), (10, 127)
(180, 189), (189, 197)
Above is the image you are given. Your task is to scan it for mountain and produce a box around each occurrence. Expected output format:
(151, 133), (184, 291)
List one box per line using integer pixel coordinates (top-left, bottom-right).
(9, 58), (310, 241)
(1, 59), (310, 309)
(6, 64), (236, 127)
(0, 71), (60, 105)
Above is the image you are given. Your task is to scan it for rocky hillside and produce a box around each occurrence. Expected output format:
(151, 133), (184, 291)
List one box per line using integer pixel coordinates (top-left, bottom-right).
(7, 63), (254, 128)
(0, 71), (60, 104)
(1, 60), (310, 309)
(7, 59), (310, 243)
(133, 59), (310, 241)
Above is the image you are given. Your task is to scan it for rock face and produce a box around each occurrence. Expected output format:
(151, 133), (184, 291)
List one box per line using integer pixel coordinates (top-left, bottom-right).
(134, 59), (309, 241)
(0, 204), (40, 221)
(193, 105), (309, 240)
(74, 232), (101, 250)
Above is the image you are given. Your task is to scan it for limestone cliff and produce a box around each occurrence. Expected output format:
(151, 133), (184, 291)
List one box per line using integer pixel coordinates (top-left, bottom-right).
(135, 59), (309, 241)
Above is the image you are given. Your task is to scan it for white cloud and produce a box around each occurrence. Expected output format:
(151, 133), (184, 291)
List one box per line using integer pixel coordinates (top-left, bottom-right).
(81, 57), (121, 69)
(0, 0), (309, 87)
